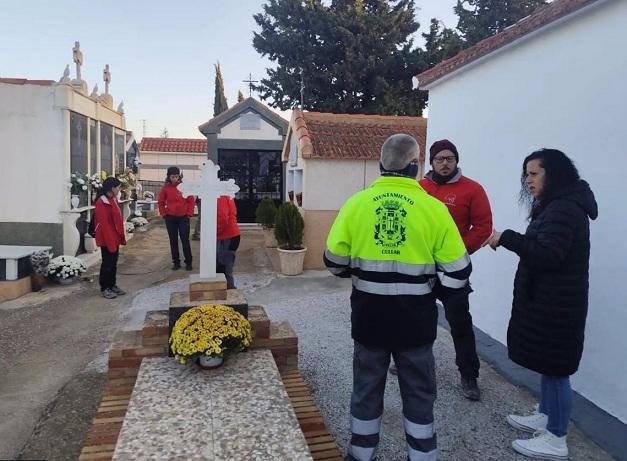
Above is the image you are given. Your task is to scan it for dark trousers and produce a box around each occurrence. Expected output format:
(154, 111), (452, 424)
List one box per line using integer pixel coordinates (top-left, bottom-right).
(348, 341), (437, 461)
(99, 247), (119, 291)
(216, 235), (240, 289)
(165, 216), (192, 265)
(442, 292), (480, 379)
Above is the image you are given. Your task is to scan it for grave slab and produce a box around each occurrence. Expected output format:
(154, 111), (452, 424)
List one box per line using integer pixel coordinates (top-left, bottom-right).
(112, 350), (313, 460)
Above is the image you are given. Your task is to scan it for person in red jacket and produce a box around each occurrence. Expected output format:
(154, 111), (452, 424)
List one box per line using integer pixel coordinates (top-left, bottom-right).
(94, 177), (127, 299)
(158, 166), (195, 270)
(419, 139), (493, 400)
(216, 195), (241, 289)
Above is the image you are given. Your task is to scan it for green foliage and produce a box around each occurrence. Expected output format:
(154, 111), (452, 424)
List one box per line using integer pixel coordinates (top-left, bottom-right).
(274, 202), (304, 250)
(213, 62), (229, 116)
(422, 18), (464, 69)
(253, 0), (427, 115)
(255, 198), (277, 229)
(454, 0), (548, 47)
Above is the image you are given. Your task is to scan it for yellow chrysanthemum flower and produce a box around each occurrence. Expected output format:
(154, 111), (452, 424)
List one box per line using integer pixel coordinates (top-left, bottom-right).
(169, 304), (253, 364)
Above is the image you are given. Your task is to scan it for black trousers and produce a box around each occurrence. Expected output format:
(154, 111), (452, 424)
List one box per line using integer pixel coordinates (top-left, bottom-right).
(99, 247), (119, 291)
(165, 215), (192, 265)
(442, 291), (480, 379)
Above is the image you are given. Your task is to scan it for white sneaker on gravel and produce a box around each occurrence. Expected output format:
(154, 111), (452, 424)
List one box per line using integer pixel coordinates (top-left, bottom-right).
(507, 406), (548, 433)
(512, 430), (568, 460)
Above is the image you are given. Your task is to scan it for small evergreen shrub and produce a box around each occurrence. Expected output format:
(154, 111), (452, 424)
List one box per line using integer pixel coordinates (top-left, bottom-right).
(274, 202), (304, 250)
(255, 198), (277, 229)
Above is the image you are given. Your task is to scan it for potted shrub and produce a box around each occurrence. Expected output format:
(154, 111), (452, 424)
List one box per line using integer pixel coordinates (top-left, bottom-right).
(255, 197), (278, 247)
(274, 202), (307, 275)
(169, 304), (253, 369)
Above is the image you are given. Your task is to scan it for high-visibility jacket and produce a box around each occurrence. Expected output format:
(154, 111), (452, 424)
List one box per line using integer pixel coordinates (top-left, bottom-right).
(324, 176), (472, 348)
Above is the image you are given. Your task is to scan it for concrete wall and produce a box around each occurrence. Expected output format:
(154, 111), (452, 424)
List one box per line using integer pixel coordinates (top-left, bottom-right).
(301, 159), (379, 211)
(217, 112), (282, 140)
(1, 83), (67, 223)
(424, 0), (627, 423)
(138, 151), (206, 182)
(302, 210), (338, 269)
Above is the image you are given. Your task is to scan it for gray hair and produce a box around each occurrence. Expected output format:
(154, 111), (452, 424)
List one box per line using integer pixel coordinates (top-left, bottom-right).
(380, 134), (420, 170)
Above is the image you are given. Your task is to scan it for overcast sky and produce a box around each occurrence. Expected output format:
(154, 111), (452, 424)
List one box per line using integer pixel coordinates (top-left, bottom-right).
(0, 1), (458, 139)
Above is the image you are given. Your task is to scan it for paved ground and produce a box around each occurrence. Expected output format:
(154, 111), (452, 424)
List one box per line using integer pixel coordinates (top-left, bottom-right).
(0, 222), (616, 460)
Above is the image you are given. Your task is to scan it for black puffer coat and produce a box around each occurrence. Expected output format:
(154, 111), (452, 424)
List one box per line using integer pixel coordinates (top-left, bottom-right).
(500, 180), (598, 376)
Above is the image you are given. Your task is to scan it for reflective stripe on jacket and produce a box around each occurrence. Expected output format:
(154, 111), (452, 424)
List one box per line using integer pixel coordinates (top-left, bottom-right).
(324, 176), (471, 348)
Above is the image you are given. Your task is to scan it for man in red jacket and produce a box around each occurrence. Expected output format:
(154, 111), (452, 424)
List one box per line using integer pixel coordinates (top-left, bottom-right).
(392, 139), (492, 400)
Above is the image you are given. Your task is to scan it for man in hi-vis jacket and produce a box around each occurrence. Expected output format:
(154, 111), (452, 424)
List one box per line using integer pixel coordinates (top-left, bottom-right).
(324, 134), (472, 461)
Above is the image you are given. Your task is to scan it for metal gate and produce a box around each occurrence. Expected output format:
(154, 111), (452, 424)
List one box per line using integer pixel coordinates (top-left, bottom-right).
(218, 149), (283, 223)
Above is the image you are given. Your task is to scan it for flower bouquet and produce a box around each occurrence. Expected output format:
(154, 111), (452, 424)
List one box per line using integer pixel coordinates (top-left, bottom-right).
(47, 255), (86, 283)
(69, 172), (88, 195)
(169, 304), (253, 368)
(142, 190), (155, 201)
(125, 221), (135, 233)
(117, 168), (136, 200)
(87, 172), (104, 191)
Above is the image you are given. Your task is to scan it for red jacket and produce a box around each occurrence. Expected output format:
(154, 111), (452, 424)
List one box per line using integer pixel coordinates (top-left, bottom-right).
(95, 195), (126, 252)
(217, 196), (240, 240)
(158, 182), (195, 217)
(420, 170), (493, 254)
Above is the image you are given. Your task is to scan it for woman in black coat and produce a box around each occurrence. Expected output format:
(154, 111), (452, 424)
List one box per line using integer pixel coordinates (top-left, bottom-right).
(489, 149), (597, 460)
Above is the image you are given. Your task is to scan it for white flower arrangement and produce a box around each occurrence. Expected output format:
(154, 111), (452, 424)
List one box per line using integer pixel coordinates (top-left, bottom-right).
(130, 217), (149, 227)
(70, 173), (89, 195)
(143, 190), (155, 200)
(87, 173), (103, 190)
(47, 255), (86, 280)
(125, 221), (135, 233)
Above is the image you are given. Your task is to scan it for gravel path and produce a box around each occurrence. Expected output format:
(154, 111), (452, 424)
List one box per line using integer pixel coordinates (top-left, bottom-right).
(128, 270), (614, 461)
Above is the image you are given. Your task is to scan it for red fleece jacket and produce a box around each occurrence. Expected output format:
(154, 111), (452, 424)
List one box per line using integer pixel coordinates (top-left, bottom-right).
(420, 172), (493, 254)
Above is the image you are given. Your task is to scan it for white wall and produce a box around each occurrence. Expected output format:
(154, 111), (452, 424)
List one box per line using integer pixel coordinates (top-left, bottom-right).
(0, 83), (66, 223)
(139, 151), (205, 182)
(424, 0), (627, 422)
(303, 159), (379, 210)
(217, 111), (282, 140)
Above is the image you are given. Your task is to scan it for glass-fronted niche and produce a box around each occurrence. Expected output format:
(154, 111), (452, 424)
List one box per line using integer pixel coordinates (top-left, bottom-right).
(70, 112), (88, 205)
(100, 123), (114, 176)
(115, 129), (126, 175)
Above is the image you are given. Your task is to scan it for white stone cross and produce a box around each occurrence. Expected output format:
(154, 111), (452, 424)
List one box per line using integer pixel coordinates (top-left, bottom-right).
(179, 161), (239, 279)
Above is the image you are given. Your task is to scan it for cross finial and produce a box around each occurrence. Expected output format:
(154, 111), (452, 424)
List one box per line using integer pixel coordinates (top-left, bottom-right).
(72, 41), (83, 81)
(242, 73), (259, 98)
(103, 64), (111, 95)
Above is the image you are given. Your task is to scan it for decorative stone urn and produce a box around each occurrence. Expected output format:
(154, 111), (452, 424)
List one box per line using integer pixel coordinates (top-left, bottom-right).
(277, 247), (307, 276)
(71, 194), (80, 209)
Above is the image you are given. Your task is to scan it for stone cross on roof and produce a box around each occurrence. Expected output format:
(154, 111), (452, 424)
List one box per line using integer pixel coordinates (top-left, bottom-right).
(72, 41), (83, 81)
(179, 161), (239, 279)
(103, 64), (111, 95)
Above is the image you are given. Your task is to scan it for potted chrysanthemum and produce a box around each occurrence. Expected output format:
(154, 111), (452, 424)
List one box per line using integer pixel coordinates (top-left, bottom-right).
(46, 255), (86, 284)
(169, 304), (253, 369)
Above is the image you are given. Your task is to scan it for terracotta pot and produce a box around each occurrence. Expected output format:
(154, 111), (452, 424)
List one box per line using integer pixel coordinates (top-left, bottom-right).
(277, 246), (307, 276)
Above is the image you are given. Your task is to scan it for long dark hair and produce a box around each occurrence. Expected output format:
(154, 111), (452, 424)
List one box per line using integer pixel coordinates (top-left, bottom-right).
(519, 148), (580, 216)
(96, 177), (121, 199)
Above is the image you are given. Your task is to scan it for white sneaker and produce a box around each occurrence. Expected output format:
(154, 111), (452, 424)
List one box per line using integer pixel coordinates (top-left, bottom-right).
(512, 430), (568, 460)
(507, 407), (548, 433)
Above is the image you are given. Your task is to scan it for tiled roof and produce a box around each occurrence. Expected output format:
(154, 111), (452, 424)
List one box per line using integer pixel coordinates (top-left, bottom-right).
(415, 0), (603, 88)
(288, 111), (427, 162)
(139, 137), (207, 153)
(198, 97), (288, 135)
(0, 78), (55, 86)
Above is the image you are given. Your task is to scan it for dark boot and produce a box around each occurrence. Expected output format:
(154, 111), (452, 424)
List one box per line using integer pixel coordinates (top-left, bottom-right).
(461, 376), (481, 401)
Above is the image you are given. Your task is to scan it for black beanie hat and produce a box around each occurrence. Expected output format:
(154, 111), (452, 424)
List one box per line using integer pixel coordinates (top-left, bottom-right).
(166, 166), (181, 176)
(429, 139), (459, 164)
